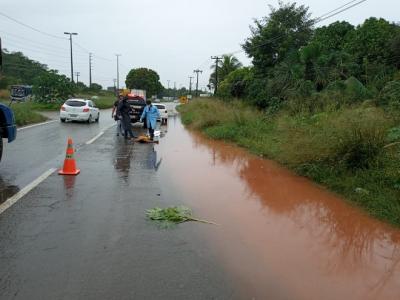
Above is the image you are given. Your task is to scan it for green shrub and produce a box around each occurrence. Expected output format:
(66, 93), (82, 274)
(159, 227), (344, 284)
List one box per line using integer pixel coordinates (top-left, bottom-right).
(277, 108), (391, 170)
(379, 80), (400, 108)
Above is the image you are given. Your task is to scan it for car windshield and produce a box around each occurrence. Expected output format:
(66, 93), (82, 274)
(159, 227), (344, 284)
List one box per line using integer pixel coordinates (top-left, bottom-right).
(128, 99), (145, 105)
(155, 105), (165, 109)
(66, 100), (86, 107)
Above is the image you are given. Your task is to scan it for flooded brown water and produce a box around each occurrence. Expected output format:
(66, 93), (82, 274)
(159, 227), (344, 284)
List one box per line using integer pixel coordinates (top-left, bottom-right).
(157, 116), (400, 300)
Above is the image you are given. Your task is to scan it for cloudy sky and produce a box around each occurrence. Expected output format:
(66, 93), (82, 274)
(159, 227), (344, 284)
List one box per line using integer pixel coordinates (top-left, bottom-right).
(0, 0), (397, 91)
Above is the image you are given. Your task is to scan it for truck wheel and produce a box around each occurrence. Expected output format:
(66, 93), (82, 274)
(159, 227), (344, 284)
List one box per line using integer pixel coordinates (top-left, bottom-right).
(60, 118), (66, 123)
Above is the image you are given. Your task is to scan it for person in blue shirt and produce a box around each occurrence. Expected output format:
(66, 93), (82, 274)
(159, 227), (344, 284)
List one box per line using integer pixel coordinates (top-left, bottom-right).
(140, 100), (160, 140)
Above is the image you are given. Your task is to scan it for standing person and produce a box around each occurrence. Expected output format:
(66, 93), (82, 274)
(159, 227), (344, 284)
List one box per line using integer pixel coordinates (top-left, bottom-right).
(117, 97), (135, 140)
(112, 96), (123, 136)
(140, 100), (160, 140)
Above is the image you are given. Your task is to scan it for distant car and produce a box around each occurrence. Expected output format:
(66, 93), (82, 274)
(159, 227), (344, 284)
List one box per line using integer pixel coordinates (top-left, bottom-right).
(60, 99), (100, 123)
(155, 104), (168, 124)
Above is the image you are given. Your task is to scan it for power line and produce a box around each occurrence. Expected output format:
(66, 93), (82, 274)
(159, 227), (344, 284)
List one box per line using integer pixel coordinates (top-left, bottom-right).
(2, 38), (87, 60)
(0, 30), (70, 53)
(222, 0), (369, 57)
(315, 0), (361, 20)
(0, 11), (66, 40)
(317, 0), (368, 23)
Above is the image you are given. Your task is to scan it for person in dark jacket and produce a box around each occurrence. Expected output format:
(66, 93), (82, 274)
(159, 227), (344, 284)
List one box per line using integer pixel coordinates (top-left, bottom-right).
(112, 96), (124, 136)
(117, 97), (135, 139)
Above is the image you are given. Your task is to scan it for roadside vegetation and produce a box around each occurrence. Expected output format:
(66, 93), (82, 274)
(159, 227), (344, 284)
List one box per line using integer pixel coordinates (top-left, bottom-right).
(0, 49), (117, 126)
(180, 2), (400, 226)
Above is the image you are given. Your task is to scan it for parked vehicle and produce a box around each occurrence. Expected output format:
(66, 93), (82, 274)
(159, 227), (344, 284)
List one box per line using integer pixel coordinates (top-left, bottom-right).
(60, 99), (100, 123)
(127, 96), (146, 126)
(155, 104), (168, 124)
(0, 103), (17, 161)
(10, 85), (33, 102)
(128, 89), (146, 100)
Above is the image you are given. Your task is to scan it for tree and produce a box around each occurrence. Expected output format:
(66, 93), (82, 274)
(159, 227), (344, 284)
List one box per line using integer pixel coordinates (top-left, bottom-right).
(345, 18), (398, 65)
(313, 21), (355, 52)
(243, 1), (313, 76)
(33, 70), (75, 102)
(125, 68), (163, 97)
(209, 54), (242, 91)
(89, 83), (102, 92)
(217, 67), (253, 99)
(1, 50), (48, 86)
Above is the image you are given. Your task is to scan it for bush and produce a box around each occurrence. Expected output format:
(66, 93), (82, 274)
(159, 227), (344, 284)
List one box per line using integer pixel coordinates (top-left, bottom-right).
(344, 76), (371, 101)
(278, 107), (391, 170)
(379, 80), (400, 108)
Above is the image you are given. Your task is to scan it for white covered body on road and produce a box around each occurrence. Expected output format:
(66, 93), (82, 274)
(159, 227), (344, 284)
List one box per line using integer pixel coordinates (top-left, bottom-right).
(60, 99), (100, 123)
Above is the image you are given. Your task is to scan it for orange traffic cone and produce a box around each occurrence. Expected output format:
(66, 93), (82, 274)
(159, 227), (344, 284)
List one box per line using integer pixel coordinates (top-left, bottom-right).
(59, 137), (80, 175)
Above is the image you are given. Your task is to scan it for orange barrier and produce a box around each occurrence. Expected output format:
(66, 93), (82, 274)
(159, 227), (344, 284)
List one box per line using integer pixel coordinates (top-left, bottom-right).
(59, 137), (80, 175)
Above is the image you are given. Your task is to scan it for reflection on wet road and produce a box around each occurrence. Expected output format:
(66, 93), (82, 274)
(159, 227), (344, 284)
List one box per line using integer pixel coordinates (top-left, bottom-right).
(156, 117), (400, 300)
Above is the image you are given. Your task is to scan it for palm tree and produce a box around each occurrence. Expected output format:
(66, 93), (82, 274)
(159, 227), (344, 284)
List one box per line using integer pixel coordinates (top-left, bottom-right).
(209, 54), (242, 91)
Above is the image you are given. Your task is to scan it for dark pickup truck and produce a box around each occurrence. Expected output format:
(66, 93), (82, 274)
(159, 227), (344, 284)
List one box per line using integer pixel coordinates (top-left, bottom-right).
(127, 96), (147, 127)
(0, 103), (17, 161)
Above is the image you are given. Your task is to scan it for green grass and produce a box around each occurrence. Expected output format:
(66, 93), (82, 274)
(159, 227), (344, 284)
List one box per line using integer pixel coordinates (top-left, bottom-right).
(9, 102), (48, 126)
(179, 99), (400, 226)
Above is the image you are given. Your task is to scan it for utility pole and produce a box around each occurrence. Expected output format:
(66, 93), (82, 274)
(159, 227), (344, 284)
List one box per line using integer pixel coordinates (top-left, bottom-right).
(174, 82), (176, 99)
(64, 32), (78, 82)
(211, 56), (222, 95)
(89, 53), (93, 88)
(113, 79), (117, 95)
(75, 72), (80, 84)
(193, 69), (203, 97)
(115, 54), (121, 91)
(188, 76), (193, 96)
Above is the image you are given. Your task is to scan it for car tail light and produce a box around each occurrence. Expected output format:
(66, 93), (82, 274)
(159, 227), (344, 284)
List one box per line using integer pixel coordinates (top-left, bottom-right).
(83, 108), (90, 112)
(61, 106), (66, 111)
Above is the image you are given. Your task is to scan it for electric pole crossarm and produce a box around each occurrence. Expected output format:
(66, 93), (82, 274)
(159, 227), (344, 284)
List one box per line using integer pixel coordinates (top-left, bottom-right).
(193, 69), (203, 97)
(211, 56), (222, 95)
(64, 32), (78, 83)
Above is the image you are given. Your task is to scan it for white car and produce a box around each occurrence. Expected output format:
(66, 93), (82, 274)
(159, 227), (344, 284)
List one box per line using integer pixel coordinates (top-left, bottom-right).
(60, 99), (100, 123)
(155, 104), (168, 124)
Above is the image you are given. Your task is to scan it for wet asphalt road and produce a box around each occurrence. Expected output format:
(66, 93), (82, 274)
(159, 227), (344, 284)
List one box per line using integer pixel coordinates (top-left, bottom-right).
(0, 105), (237, 299)
(0, 109), (115, 203)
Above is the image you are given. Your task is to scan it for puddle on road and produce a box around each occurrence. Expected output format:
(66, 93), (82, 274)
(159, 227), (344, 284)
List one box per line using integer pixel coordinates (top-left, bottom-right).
(156, 118), (400, 300)
(0, 179), (19, 205)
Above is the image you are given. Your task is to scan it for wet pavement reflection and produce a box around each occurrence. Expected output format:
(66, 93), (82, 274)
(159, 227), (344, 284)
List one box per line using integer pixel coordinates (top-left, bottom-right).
(0, 177), (19, 205)
(156, 117), (400, 300)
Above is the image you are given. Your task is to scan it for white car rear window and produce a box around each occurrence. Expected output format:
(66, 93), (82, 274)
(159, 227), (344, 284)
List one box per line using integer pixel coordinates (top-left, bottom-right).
(155, 105), (165, 109)
(66, 100), (86, 107)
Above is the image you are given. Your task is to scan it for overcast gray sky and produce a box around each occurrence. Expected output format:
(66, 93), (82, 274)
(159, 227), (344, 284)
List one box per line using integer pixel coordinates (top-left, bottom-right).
(0, 0), (397, 92)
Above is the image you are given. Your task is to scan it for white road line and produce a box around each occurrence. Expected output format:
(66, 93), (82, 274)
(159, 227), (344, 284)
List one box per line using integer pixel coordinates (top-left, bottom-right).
(86, 132), (104, 145)
(85, 123), (116, 145)
(18, 120), (58, 131)
(0, 168), (57, 215)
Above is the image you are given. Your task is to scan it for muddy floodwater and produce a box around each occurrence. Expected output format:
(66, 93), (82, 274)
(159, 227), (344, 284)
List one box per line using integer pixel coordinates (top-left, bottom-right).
(156, 115), (400, 300)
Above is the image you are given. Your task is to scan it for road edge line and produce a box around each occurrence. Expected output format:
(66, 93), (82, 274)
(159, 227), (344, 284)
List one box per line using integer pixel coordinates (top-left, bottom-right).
(85, 123), (116, 145)
(0, 168), (57, 215)
(86, 132), (104, 145)
(18, 120), (58, 131)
